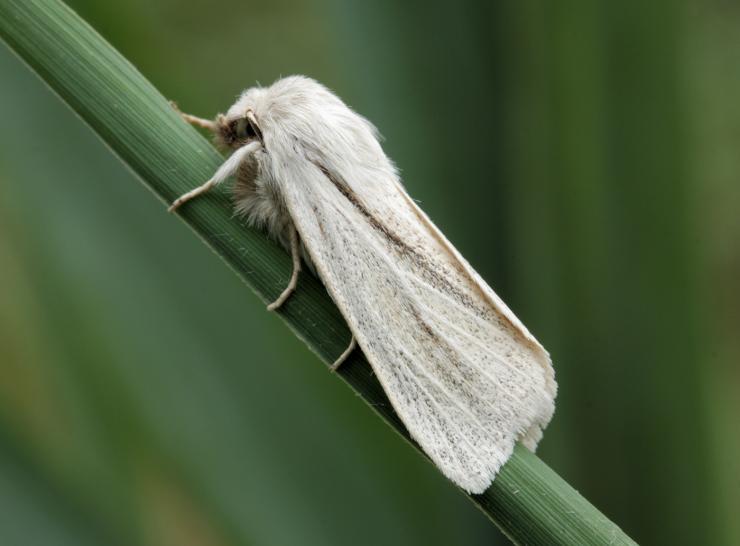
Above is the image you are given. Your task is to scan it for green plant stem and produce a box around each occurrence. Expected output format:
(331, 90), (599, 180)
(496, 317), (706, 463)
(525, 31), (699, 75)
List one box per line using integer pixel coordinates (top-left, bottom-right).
(0, 1), (636, 544)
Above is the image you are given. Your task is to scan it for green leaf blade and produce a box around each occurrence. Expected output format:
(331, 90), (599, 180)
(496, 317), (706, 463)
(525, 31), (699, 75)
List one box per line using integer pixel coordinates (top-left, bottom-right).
(0, 1), (637, 544)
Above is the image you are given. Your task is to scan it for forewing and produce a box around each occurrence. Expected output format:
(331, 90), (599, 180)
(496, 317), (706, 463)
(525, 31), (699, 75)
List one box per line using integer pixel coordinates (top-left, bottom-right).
(280, 158), (556, 494)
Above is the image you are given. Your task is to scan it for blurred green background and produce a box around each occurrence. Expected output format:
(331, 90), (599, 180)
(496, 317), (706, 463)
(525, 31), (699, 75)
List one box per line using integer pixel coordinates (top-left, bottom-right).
(1, 1), (738, 544)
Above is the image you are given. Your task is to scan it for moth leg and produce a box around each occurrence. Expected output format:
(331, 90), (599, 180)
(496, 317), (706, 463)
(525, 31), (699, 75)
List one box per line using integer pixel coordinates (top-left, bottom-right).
(168, 141), (261, 212)
(267, 227), (301, 311)
(170, 101), (217, 132)
(168, 178), (217, 212)
(331, 336), (357, 372)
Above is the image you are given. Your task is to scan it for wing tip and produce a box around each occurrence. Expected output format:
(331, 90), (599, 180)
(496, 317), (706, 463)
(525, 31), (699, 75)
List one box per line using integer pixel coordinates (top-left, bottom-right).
(433, 397), (556, 495)
(445, 444), (512, 495)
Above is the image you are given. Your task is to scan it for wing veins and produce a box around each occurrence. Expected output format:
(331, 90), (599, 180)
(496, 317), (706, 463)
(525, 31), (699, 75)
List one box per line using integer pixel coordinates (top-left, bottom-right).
(409, 288), (547, 389)
(326, 197), (541, 395)
(327, 198), (537, 388)
(395, 348), (493, 471)
(319, 197), (495, 456)
(394, 350), (477, 472)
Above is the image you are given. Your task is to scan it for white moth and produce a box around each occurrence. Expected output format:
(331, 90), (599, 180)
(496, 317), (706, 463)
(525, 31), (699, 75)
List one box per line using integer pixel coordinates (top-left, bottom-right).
(170, 76), (556, 494)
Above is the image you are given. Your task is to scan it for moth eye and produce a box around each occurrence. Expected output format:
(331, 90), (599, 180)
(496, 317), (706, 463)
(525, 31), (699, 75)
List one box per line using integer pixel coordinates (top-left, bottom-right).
(232, 117), (258, 140)
(234, 118), (248, 138)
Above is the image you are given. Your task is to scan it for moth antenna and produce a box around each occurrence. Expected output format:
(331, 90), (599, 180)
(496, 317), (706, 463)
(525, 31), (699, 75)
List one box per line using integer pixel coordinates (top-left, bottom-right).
(169, 141), (260, 212)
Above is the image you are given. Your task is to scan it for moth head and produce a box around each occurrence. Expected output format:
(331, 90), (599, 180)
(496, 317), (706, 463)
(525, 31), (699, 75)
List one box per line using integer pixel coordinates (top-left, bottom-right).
(214, 109), (263, 151)
(218, 76), (386, 163)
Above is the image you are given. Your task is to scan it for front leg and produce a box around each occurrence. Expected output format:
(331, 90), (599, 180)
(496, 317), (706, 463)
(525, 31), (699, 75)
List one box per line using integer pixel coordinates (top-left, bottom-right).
(168, 140), (260, 212)
(267, 226), (302, 311)
(170, 101), (218, 132)
(168, 178), (218, 212)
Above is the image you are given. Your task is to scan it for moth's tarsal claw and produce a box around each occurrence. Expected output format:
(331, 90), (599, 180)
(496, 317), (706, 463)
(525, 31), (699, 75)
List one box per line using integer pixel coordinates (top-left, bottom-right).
(266, 279), (298, 311)
(170, 100), (218, 131)
(167, 179), (217, 214)
(168, 193), (192, 213)
(172, 105), (218, 132)
(331, 336), (357, 372)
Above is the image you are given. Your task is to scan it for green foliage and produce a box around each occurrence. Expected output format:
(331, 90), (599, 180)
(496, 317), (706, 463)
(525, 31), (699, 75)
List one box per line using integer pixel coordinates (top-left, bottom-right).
(0, 0), (638, 544)
(2, 0), (740, 544)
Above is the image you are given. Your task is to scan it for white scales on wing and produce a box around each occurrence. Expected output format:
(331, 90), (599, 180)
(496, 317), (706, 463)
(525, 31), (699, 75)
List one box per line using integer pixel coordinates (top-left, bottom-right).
(170, 75), (556, 494)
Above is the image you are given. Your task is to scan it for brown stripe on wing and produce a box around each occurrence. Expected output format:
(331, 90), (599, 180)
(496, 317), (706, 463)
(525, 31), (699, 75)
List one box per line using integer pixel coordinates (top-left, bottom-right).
(310, 160), (488, 317)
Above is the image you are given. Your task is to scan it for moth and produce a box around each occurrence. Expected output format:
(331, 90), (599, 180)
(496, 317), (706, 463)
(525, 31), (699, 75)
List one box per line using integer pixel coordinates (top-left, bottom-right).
(170, 76), (556, 494)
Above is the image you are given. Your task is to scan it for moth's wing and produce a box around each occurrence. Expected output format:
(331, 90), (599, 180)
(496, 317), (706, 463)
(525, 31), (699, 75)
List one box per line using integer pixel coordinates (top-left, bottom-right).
(280, 158), (556, 494)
